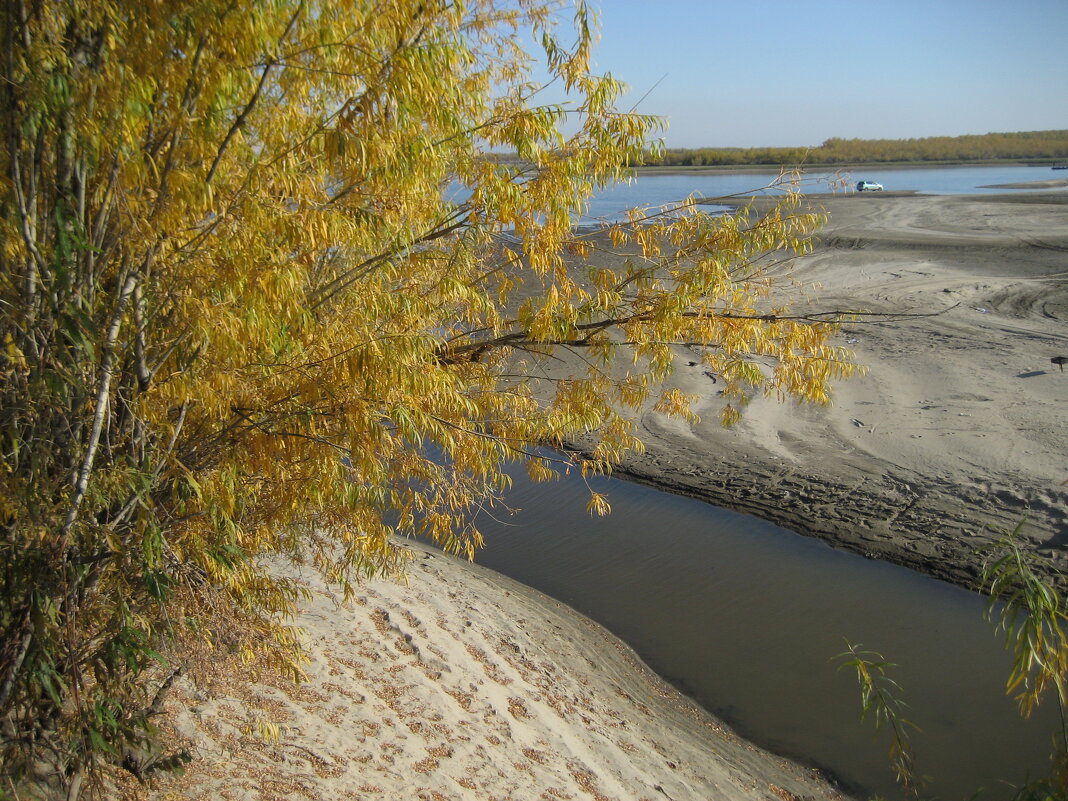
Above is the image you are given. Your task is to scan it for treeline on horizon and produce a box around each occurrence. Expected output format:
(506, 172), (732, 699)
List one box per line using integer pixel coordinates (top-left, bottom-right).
(638, 130), (1068, 167)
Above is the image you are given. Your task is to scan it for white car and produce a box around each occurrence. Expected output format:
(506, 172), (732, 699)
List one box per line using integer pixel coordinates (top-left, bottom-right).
(856, 180), (884, 192)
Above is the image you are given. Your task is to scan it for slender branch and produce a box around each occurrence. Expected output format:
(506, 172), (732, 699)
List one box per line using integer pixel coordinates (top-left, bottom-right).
(145, 668), (182, 718)
(309, 205), (473, 310)
(61, 263), (141, 539)
(0, 610), (33, 714)
(205, 62), (273, 185)
(422, 411), (578, 467)
(205, 1), (305, 184)
(8, 120), (48, 284)
(434, 305), (958, 364)
(228, 406), (349, 454)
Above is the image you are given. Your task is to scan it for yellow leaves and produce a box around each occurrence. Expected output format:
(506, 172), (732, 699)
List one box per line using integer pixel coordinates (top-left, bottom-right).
(527, 458), (558, 483)
(652, 388), (700, 425)
(2, 331), (27, 376)
(585, 491), (610, 517)
(242, 716), (282, 744)
(720, 404), (743, 428)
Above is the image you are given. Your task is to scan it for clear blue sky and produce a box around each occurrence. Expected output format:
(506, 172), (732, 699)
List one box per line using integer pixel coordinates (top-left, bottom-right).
(573, 0), (1068, 148)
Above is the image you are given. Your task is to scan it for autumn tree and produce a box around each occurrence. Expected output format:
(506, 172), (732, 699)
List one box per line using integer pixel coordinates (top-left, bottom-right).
(0, 1), (857, 796)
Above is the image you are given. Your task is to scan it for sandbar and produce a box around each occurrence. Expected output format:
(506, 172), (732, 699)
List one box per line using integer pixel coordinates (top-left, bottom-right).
(597, 190), (1068, 589)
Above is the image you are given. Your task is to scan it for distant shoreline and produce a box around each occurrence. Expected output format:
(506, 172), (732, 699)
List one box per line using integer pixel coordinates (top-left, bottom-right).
(628, 160), (1064, 177)
(688, 174), (1068, 204)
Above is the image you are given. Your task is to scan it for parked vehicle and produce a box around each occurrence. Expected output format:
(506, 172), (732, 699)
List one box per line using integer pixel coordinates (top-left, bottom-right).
(856, 180), (884, 191)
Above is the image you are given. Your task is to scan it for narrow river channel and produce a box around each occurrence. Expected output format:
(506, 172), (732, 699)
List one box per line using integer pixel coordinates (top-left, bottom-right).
(469, 463), (1059, 801)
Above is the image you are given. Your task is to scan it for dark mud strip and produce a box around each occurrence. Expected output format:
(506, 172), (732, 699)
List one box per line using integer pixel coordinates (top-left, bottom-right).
(568, 443), (1068, 593)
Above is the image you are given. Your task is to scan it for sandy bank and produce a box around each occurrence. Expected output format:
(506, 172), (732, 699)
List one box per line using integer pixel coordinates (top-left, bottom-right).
(139, 544), (846, 801)
(590, 191), (1068, 589)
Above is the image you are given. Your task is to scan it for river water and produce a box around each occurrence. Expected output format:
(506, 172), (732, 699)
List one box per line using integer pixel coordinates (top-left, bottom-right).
(472, 464), (1058, 801)
(582, 163), (1064, 221)
(471, 165), (1064, 800)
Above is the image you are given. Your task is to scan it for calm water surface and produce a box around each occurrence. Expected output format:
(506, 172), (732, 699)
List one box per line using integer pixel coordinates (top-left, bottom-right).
(471, 464), (1059, 801)
(582, 164), (1064, 221)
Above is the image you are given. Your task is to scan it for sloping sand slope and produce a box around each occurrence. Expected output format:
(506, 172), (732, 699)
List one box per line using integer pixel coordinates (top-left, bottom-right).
(144, 545), (846, 801)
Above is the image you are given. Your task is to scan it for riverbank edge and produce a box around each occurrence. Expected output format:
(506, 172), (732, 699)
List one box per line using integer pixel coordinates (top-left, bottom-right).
(566, 187), (1068, 595)
(135, 541), (854, 801)
(563, 441), (993, 591)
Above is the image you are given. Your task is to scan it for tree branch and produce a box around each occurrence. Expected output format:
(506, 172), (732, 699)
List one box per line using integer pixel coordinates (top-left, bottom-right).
(61, 262), (142, 539)
(205, 1), (305, 184)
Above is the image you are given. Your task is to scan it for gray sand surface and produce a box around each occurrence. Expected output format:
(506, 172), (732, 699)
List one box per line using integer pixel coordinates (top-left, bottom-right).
(145, 546), (850, 801)
(587, 191), (1068, 589)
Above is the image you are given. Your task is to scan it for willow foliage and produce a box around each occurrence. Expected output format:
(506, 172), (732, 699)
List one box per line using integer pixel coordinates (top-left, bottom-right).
(0, 0), (857, 795)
